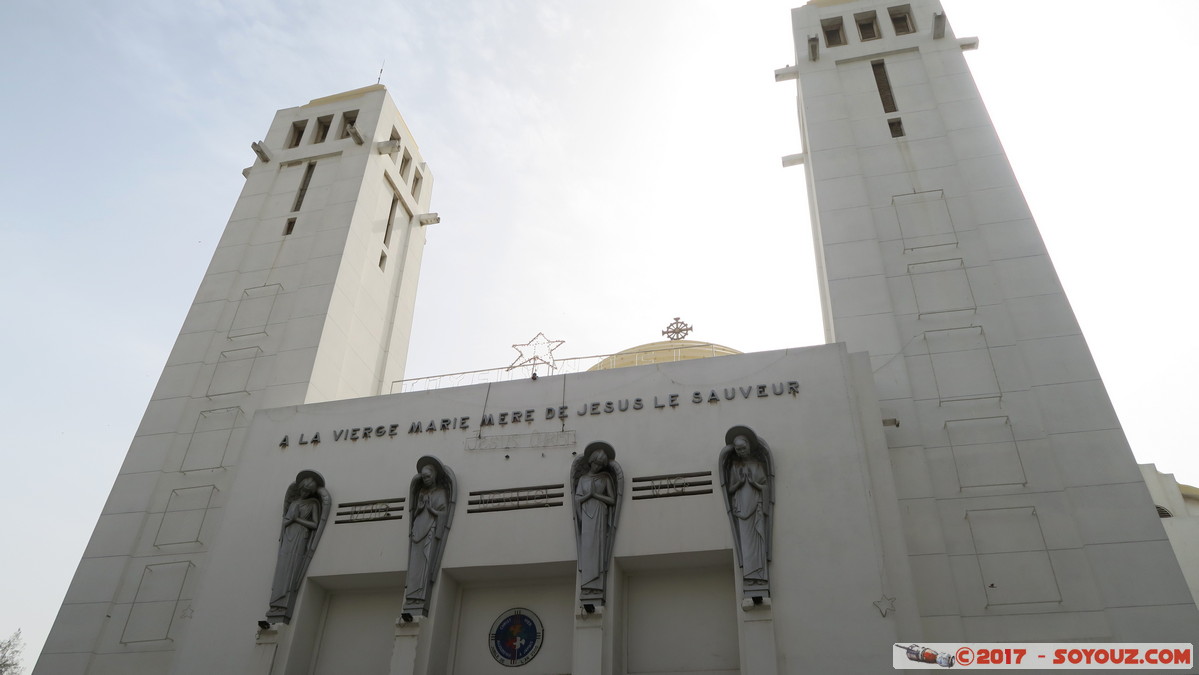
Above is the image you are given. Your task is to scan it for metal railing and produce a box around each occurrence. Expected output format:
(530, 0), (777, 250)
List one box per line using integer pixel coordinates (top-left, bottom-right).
(390, 343), (736, 394)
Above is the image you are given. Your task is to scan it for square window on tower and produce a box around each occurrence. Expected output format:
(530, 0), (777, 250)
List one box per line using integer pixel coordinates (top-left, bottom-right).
(388, 127), (403, 160)
(313, 115), (332, 143)
(889, 5), (916, 35)
(856, 12), (880, 41)
(338, 110), (359, 140)
(286, 120), (307, 149)
(821, 17), (846, 47)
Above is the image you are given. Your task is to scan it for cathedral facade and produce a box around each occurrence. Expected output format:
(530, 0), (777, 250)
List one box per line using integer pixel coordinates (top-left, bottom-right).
(35, 1), (1198, 674)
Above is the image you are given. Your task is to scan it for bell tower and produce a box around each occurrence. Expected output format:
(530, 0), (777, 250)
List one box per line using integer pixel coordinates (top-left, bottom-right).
(36, 85), (436, 674)
(779, 0), (1198, 643)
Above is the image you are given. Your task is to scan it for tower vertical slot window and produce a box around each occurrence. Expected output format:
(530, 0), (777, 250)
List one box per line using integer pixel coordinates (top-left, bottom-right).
(888, 118), (905, 138)
(292, 162), (316, 212)
(872, 60), (898, 113)
(411, 171), (423, 200)
(383, 195), (399, 247)
(821, 17), (846, 47)
(855, 11), (880, 41)
(283, 217), (296, 235)
(378, 251), (388, 271)
(338, 110), (359, 139)
(286, 120), (307, 149)
(313, 115), (332, 143)
(889, 5), (915, 35)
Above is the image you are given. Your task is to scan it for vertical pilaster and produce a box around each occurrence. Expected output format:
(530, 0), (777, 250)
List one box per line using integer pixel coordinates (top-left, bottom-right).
(253, 624), (282, 675)
(737, 602), (779, 675)
(388, 617), (422, 675)
(571, 608), (605, 675)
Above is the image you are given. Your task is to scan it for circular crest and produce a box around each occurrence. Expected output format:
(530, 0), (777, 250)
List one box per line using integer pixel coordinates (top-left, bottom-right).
(488, 607), (544, 667)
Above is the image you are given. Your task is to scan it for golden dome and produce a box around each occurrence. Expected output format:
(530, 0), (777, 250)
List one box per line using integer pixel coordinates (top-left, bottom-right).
(589, 339), (741, 371)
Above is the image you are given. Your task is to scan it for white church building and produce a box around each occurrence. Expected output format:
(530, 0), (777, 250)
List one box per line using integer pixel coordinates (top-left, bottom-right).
(35, 1), (1199, 673)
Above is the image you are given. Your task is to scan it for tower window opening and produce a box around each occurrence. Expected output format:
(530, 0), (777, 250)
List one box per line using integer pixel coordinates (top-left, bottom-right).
(1156, 505), (1173, 518)
(888, 117), (905, 138)
(389, 127), (403, 160)
(283, 217), (296, 236)
(411, 171), (423, 200)
(856, 12), (880, 41)
(889, 5), (916, 34)
(378, 250), (388, 271)
(384, 195), (399, 247)
(292, 162), (316, 212)
(399, 150), (413, 179)
(286, 120), (307, 149)
(821, 17), (846, 47)
(313, 115), (333, 143)
(338, 110), (359, 140)
(872, 60), (898, 113)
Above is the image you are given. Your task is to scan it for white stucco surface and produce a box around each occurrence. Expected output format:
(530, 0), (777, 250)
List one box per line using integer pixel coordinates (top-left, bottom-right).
(172, 344), (915, 674)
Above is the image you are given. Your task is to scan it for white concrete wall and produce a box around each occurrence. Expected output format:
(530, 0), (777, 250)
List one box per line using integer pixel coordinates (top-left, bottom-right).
(169, 345), (917, 674)
(36, 85), (433, 675)
(1141, 465), (1199, 609)
(788, 0), (1199, 644)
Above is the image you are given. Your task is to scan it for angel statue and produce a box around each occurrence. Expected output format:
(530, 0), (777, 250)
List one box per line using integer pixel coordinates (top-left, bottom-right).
(719, 426), (774, 604)
(402, 456), (457, 616)
(265, 470), (331, 624)
(571, 441), (623, 607)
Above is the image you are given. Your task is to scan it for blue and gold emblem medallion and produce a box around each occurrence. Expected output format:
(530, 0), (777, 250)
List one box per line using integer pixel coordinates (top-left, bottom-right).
(488, 607), (543, 666)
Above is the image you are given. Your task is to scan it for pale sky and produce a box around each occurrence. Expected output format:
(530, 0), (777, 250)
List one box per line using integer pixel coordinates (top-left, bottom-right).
(2, 0), (1196, 666)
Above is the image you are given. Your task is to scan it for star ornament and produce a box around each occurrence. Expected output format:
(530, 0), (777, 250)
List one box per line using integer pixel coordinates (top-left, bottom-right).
(508, 333), (565, 372)
(873, 594), (896, 617)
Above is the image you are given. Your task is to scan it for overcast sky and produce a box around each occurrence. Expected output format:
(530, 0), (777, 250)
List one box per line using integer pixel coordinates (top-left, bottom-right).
(2, 0), (1196, 665)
